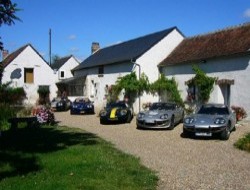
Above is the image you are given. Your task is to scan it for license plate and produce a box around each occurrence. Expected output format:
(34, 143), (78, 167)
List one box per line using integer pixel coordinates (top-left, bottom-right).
(195, 132), (212, 137)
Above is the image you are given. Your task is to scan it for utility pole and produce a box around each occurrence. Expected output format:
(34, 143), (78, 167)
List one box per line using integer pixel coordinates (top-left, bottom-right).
(49, 28), (52, 65)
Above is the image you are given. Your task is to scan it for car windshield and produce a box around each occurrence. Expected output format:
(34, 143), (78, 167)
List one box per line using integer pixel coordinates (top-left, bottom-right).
(149, 103), (175, 111)
(75, 98), (89, 103)
(107, 102), (127, 109)
(198, 105), (229, 115)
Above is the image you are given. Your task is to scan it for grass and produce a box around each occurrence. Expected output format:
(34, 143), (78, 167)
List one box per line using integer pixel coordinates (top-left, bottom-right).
(234, 133), (250, 152)
(0, 125), (158, 190)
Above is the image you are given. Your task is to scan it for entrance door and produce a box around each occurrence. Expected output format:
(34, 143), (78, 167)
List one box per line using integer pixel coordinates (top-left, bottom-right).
(219, 84), (230, 106)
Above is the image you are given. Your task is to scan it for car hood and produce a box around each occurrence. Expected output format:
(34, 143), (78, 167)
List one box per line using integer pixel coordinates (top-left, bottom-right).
(191, 114), (228, 124)
(142, 110), (171, 118)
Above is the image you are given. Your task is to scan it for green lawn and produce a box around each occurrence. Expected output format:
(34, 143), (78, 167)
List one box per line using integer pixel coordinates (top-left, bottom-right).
(0, 125), (158, 190)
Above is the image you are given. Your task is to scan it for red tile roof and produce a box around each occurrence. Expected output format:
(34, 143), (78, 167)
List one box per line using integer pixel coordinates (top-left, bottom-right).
(159, 23), (250, 66)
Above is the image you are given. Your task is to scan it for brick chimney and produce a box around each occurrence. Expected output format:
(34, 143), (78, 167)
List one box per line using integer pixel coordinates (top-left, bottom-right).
(91, 42), (100, 54)
(2, 50), (9, 60)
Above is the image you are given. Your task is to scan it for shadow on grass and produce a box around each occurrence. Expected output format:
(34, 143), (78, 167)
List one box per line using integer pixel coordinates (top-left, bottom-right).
(0, 125), (98, 180)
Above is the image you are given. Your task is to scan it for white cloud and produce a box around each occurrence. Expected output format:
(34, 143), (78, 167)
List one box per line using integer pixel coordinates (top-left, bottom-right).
(68, 34), (76, 40)
(243, 8), (250, 18)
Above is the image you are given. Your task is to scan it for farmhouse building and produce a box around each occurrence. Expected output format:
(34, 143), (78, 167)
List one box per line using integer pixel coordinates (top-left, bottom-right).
(70, 26), (184, 113)
(159, 23), (250, 118)
(1, 44), (58, 105)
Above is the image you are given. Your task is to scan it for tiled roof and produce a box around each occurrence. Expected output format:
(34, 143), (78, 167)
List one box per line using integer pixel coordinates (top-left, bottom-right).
(73, 26), (181, 71)
(2, 44), (30, 68)
(51, 55), (72, 70)
(2, 43), (49, 68)
(159, 23), (250, 66)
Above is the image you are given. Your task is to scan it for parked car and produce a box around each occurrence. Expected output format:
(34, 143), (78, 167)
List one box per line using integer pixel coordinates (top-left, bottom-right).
(136, 102), (184, 130)
(99, 101), (133, 124)
(70, 98), (95, 115)
(183, 103), (236, 140)
(51, 97), (71, 111)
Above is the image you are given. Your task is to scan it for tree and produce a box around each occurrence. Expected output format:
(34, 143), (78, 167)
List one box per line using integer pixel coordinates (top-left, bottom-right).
(0, 0), (21, 50)
(0, 0), (21, 83)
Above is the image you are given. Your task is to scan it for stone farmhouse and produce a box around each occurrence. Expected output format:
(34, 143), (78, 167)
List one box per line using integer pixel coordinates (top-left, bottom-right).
(159, 23), (250, 119)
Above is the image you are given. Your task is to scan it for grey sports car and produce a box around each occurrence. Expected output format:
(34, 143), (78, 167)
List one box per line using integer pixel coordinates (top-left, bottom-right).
(183, 103), (236, 140)
(136, 102), (184, 129)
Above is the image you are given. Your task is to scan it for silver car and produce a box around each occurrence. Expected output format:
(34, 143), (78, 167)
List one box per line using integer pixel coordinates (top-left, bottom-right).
(183, 103), (236, 140)
(137, 102), (184, 129)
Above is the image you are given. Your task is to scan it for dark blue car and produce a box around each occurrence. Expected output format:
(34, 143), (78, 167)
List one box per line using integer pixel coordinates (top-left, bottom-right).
(70, 98), (95, 115)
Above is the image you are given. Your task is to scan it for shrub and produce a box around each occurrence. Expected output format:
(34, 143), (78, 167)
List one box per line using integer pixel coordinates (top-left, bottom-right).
(231, 105), (247, 121)
(234, 133), (250, 152)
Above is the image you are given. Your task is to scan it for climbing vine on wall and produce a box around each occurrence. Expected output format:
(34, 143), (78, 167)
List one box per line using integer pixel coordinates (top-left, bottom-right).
(187, 65), (217, 103)
(150, 74), (183, 106)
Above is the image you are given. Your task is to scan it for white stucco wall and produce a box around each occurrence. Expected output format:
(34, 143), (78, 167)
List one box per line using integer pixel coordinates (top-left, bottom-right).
(56, 57), (79, 82)
(134, 28), (184, 112)
(162, 55), (250, 119)
(2, 45), (58, 105)
(74, 62), (133, 113)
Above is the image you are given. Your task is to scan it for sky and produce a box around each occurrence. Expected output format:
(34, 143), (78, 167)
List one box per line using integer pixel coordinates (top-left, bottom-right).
(1, 0), (250, 62)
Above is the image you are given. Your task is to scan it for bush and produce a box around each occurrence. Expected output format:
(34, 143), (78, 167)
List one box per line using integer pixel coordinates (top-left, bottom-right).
(0, 104), (16, 131)
(231, 106), (247, 121)
(234, 133), (250, 152)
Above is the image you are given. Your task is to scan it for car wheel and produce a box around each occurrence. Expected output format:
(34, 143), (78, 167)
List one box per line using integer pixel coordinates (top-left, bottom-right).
(182, 128), (191, 137)
(100, 119), (105, 125)
(220, 124), (231, 140)
(126, 113), (132, 123)
(180, 112), (185, 123)
(168, 115), (175, 130)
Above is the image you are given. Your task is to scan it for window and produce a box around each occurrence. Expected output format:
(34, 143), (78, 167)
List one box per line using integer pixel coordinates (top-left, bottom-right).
(98, 66), (104, 77)
(60, 70), (65, 79)
(24, 68), (34, 83)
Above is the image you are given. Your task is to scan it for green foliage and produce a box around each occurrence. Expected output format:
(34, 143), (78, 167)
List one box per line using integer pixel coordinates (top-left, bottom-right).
(188, 65), (216, 103)
(0, 82), (26, 131)
(234, 133), (250, 152)
(109, 72), (150, 105)
(0, 125), (158, 189)
(150, 74), (183, 106)
(0, 0), (21, 50)
(0, 104), (15, 131)
(0, 82), (26, 105)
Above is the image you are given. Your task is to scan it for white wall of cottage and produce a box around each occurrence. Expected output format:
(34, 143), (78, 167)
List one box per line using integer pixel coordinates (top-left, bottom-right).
(162, 55), (250, 119)
(2, 45), (58, 105)
(73, 29), (184, 114)
(55, 57), (79, 82)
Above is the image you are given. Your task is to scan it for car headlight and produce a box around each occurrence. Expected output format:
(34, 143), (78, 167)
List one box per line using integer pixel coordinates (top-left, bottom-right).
(100, 110), (107, 117)
(57, 102), (63, 106)
(120, 109), (127, 116)
(214, 118), (226, 124)
(87, 104), (92, 108)
(138, 113), (145, 118)
(160, 114), (168, 119)
(184, 117), (194, 124)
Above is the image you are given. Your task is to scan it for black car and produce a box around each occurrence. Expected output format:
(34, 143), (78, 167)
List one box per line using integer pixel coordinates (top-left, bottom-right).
(51, 97), (71, 111)
(99, 101), (133, 124)
(70, 98), (95, 115)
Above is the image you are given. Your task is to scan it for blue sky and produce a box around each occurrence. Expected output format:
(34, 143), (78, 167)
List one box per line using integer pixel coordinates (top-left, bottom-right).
(1, 0), (250, 62)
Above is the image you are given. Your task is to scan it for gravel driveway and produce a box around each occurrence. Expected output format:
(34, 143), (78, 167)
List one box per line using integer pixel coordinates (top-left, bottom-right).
(55, 111), (250, 190)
